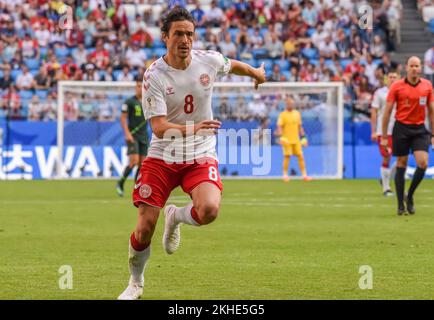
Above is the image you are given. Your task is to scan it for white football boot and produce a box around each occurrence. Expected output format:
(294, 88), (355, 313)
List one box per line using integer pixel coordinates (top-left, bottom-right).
(117, 277), (143, 300)
(162, 204), (181, 255)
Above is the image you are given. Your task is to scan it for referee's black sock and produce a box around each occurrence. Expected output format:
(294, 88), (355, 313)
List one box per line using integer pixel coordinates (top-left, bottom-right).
(407, 167), (426, 200)
(395, 167), (406, 208)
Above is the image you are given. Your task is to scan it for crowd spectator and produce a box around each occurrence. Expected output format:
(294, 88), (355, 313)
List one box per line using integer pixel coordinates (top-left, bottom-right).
(19, 33), (39, 59)
(117, 65), (134, 81)
(28, 95), (43, 121)
(125, 41), (147, 69)
(219, 33), (237, 59)
(424, 45), (434, 84)
(268, 63), (287, 82)
(0, 68), (13, 90)
(0, 0), (408, 123)
(64, 92), (79, 121)
(16, 65), (34, 90)
(203, 0), (226, 27)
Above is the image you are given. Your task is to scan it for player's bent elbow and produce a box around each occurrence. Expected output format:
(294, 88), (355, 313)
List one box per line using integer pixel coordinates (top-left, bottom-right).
(152, 127), (165, 139)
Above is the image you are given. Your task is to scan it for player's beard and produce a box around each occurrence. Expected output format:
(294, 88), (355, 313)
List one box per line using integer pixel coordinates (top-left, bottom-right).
(177, 46), (190, 59)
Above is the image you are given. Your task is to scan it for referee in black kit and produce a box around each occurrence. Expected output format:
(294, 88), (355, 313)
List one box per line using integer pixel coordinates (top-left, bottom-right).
(381, 56), (434, 215)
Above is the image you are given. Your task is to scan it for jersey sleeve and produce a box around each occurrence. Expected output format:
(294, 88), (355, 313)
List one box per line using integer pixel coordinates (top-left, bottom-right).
(121, 100), (128, 113)
(142, 72), (167, 119)
(206, 51), (231, 76)
(371, 89), (381, 109)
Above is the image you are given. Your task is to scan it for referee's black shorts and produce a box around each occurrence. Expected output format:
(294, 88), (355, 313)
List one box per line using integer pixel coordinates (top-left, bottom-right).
(392, 121), (431, 157)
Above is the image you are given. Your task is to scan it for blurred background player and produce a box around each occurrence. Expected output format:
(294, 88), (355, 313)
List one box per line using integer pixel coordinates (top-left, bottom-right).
(382, 56), (434, 215)
(275, 97), (311, 182)
(370, 70), (399, 196)
(116, 78), (149, 197)
(118, 8), (266, 300)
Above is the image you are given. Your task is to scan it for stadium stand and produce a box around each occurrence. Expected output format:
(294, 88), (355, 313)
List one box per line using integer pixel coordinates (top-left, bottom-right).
(0, 0), (431, 124)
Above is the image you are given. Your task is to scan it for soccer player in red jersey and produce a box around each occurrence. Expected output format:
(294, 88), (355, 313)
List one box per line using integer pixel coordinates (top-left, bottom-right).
(118, 8), (266, 299)
(382, 56), (434, 215)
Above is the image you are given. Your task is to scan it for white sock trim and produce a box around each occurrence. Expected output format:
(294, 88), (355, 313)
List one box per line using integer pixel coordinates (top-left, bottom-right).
(174, 203), (200, 226)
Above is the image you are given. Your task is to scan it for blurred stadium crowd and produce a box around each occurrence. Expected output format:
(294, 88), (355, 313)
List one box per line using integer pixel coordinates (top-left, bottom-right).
(0, 0), (433, 122)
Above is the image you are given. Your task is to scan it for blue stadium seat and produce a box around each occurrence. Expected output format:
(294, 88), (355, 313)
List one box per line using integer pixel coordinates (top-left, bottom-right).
(39, 47), (48, 58)
(306, 28), (316, 37)
(429, 19), (434, 33)
(11, 69), (23, 81)
(340, 59), (352, 69)
(113, 70), (122, 80)
(196, 27), (206, 38)
(153, 48), (166, 57)
(252, 48), (268, 60)
(259, 27), (268, 38)
(302, 47), (318, 59)
(325, 59), (335, 69)
(256, 59), (274, 70)
(282, 70), (291, 80)
(21, 104), (29, 118)
(142, 48), (153, 58)
(309, 59), (319, 66)
(228, 28), (239, 42)
(241, 58), (255, 66)
(25, 58), (41, 71)
(274, 59), (290, 71)
(55, 47), (70, 58)
(35, 90), (48, 100)
(19, 90), (34, 100)
(153, 39), (165, 48)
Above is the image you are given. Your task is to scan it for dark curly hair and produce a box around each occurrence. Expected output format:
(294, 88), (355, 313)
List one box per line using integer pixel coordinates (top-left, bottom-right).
(161, 7), (195, 34)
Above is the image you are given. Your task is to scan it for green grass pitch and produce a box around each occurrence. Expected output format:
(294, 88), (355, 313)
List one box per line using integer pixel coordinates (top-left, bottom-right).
(1, 179), (434, 299)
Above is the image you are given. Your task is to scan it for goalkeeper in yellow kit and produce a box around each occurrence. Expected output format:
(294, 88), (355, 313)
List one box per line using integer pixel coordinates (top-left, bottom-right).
(275, 97), (312, 182)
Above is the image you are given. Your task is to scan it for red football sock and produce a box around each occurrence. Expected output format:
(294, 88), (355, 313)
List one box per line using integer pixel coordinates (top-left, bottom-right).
(190, 207), (202, 225)
(130, 232), (150, 251)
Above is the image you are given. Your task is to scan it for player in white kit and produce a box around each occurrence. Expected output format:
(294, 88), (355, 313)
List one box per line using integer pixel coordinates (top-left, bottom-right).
(370, 71), (399, 196)
(118, 8), (266, 300)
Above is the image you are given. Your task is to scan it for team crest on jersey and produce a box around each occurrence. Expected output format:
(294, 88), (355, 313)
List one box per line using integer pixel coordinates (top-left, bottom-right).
(139, 184), (152, 198)
(166, 87), (175, 95)
(200, 73), (210, 87)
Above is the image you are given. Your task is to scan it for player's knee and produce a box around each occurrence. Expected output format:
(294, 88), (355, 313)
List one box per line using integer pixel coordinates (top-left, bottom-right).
(135, 222), (154, 243)
(198, 202), (220, 225)
(397, 158), (407, 167)
(418, 160), (428, 169)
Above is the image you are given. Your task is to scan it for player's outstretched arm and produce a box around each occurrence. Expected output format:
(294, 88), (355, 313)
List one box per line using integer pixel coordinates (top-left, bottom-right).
(229, 60), (267, 89)
(149, 116), (221, 139)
